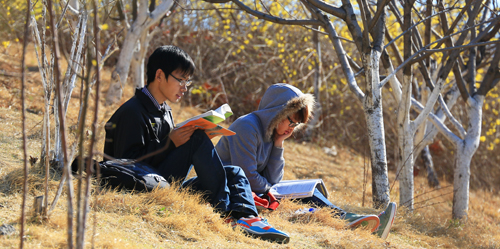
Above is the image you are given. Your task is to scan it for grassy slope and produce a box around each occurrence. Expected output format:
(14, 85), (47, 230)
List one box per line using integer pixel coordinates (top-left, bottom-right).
(0, 47), (499, 248)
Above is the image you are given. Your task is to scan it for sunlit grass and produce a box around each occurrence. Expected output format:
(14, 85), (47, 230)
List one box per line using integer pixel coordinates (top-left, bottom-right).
(0, 42), (499, 249)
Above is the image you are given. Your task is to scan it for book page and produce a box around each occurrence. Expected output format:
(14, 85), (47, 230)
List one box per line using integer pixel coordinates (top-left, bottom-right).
(176, 110), (219, 128)
(269, 179), (322, 199)
(178, 118), (236, 139)
(214, 103), (233, 119)
(177, 104), (232, 127)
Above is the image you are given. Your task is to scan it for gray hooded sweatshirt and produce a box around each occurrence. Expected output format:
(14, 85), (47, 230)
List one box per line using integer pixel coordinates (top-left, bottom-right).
(216, 83), (315, 193)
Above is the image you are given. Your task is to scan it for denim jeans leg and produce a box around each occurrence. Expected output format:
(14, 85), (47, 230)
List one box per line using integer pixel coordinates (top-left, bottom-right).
(224, 166), (259, 217)
(300, 189), (346, 217)
(157, 130), (230, 211)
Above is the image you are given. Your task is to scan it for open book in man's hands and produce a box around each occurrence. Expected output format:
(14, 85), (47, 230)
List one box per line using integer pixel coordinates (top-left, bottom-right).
(269, 179), (328, 199)
(176, 103), (236, 139)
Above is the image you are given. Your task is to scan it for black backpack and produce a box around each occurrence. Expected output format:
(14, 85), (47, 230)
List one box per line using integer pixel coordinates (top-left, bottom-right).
(71, 157), (169, 192)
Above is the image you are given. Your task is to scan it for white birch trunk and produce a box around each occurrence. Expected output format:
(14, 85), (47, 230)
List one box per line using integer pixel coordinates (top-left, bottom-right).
(414, 87), (429, 149)
(452, 95), (483, 219)
(130, 42), (144, 88)
(305, 28), (322, 139)
(132, 55), (145, 88)
(105, 0), (174, 105)
(131, 26), (155, 88)
(63, 14), (87, 113)
(363, 51), (390, 208)
(105, 23), (146, 104)
(397, 72), (414, 209)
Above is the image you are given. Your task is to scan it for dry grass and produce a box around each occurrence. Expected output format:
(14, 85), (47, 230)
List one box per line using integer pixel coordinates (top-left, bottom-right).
(0, 46), (499, 248)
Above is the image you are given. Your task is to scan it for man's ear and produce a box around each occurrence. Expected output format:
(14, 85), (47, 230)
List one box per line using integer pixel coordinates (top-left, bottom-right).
(155, 69), (164, 80)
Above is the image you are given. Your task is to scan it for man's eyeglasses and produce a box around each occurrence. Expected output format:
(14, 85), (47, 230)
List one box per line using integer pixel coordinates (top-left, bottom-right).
(170, 74), (192, 87)
(287, 116), (301, 128)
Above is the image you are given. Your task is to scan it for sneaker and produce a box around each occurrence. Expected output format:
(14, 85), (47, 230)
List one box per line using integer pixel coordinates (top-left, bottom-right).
(344, 213), (380, 233)
(375, 202), (397, 239)
(233, 217), (290, 244)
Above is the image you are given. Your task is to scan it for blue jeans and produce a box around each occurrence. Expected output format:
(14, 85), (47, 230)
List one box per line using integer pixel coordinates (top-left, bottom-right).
(157, 130), (258, 218)
(301, 189), (346, 217)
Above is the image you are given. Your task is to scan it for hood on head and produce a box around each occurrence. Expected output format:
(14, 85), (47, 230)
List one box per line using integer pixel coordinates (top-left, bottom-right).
(253, 83), (315, 141)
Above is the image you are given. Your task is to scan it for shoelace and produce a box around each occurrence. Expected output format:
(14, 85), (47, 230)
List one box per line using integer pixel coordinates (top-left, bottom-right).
(260, 217), (269, 225)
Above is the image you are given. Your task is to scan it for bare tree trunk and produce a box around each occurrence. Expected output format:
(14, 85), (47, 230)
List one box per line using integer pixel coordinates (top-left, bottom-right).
(19, 1), (32, 248)
(413, 87), (439, 187)
(397, 70), (414, 209)
(48, 0), (75, 247)
(105, 0), (174, 105)
(63, 14), (87, 114)
(131, 29), (149, 88)
(421, 146), (440, 188)
(398, 0), (416, 210)
(363, 51), (390, 208)
(453, 95), (483, 219)
(305, 27), (322, 140)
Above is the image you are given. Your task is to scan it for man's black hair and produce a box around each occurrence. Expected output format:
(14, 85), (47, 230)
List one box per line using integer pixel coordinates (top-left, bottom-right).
(146, 45), (195, 85)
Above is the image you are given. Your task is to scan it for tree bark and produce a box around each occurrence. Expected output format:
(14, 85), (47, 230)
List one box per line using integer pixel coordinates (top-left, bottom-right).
(305, 26), (322, 140)
(105, 0), (174, 105)
(363, 50), (390, 208)
(397, 71), (414, 209)
(421, 146), (440, 188)
(452, 95), (483, 219)
(398, 0), (415, 210)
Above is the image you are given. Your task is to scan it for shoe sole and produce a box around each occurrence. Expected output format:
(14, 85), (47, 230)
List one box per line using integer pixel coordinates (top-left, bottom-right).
(347, 215), (380, 233)
(379, 202), (397, 239)
(241, 228), (290, 244)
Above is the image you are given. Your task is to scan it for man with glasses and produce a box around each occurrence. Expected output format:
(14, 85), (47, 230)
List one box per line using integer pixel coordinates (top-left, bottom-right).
(104, 46), (290, 244)
(216, 83), (397, 239)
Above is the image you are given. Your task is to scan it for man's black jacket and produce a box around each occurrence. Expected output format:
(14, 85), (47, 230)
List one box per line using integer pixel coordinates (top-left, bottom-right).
(104, 88), (177, 167)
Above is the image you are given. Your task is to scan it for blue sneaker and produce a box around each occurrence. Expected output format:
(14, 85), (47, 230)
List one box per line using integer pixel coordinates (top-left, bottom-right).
(375, 202), (397, 239)
(344, 213), (380, 233)
(233, 217), (290, 244)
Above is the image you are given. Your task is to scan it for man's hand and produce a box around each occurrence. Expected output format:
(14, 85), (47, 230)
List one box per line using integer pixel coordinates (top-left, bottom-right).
(169, 126), (198, 147)
(273, 132), (293, 148)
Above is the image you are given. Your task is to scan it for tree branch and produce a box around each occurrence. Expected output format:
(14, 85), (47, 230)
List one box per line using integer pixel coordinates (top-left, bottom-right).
(413, 74), (440, 132)
(417, 61), (466, 138)
(339, 0), (364, 53)
(423, 40), (500, 53)
(145, 0), (175, 28)
(412, 0), (494, 66)
(358, 0), (371, 53)
(368, 0), (391, 32)
(307, 0), (346, 19)
(380, 37), (500, 89)
(205, 0), (323, 26)
(433, 0), (474, 52)
(411, 98), (461, 146)
(478, 43), (500, 96)
(309, 3), (364, 100)
(384, 8), (453, 51)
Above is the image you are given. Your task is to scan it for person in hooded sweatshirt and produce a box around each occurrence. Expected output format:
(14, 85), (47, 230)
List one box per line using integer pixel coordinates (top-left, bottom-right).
(216, 83), (397, 239)
(104, 46), (290, 244)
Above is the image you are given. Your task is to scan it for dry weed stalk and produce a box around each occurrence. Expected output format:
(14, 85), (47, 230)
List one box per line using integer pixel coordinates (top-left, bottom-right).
(19, 0), (32, 248)
(47, 0), (74, 247)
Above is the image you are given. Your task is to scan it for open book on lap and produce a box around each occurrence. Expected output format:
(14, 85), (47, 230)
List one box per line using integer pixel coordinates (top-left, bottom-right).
(269, 179), (328, 199)
(176, 103), (236, 139)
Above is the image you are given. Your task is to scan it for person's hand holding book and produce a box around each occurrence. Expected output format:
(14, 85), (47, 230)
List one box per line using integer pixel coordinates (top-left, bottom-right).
(169, 126), (198, 147)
